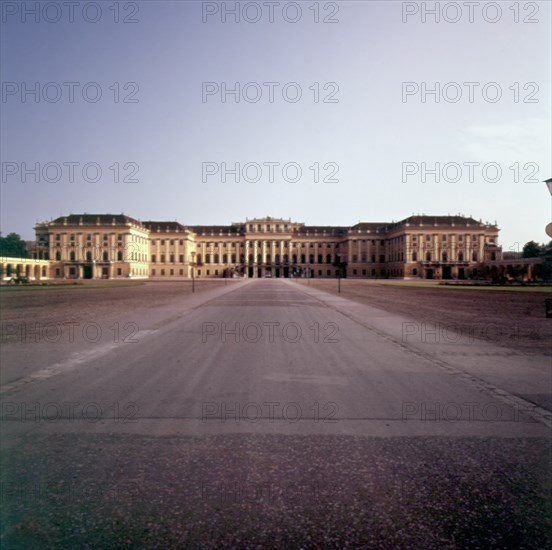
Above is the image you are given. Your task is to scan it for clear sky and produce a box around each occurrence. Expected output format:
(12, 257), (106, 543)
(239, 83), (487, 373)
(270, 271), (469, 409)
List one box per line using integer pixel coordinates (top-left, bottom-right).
(1, 0), (550, 252)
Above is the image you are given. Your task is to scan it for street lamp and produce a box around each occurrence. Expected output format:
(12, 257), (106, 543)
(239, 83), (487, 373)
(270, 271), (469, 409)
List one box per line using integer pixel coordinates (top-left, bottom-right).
(190, 251), (196, 293)
(545, 178), (552, 238)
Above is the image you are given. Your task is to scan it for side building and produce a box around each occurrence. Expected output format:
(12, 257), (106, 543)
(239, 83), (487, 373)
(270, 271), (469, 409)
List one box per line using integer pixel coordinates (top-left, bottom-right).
(34, 214), (150, 279)
(24, 213), (502, 281)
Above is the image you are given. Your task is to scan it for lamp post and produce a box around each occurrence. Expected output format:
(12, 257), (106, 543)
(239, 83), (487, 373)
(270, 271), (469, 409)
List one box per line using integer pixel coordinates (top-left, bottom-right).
(545, 178), (552, 238)
(190, 251), (195, 293)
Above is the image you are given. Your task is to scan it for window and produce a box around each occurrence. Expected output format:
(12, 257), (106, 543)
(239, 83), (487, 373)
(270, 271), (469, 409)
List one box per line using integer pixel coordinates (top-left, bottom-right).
(70, 251), (75, 261)
(379, 255), (385, 263)
(117, 251), (123, 261)
(231, 254), (236, 263)
(309, 254), (314, 264)
(214, 254), (219, 263)
(412, 252), (417, 261)
(170, 254), (175, 263)
(353, 255), (358, 262)
(56, 251), (61, 261)
(161, 254), (166, 263)
(170, 269), (174, 275)
(70, 234), (75, 241)
(161, 269), (165, 276)
(326, 254), (332, 264)
(442, 252), (448, 261)
(458, 251), (464, 261)
(205, 254), (211, 264)
(180, 269), (184, 275)
(318, 254), (323, 264)
(118, 234), (123, 241)
(117, 268), (122, 275)
(87, 234), (92, 241)
(151, 255), (156, 263)
(103, 251), (109, 261)
(371, 255), (376, 263)
(56, 234), (60, 241)
(161, 240), (165, 245)
(179, 255), (184, 263)
(426, 252), (431, 261)
(301, 254), (306, 263)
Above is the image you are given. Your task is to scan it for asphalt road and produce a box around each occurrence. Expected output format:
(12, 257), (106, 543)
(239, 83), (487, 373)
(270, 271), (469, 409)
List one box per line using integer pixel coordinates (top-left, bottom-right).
(1, 279), (550, 548)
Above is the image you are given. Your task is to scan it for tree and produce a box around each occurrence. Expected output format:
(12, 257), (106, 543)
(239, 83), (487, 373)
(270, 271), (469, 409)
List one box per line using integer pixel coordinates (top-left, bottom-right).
(522, 241), (541, 258)
(0, 233), (28, 259)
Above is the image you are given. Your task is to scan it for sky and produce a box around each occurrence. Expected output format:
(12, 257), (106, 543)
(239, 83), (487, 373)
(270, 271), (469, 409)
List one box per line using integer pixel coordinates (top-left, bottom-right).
(1, 0), (550, 252)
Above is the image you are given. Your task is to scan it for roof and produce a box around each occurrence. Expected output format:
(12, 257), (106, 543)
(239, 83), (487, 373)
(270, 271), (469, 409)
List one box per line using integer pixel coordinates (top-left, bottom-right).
(142, 221), (188, 233)
(43, 214), (144, 227)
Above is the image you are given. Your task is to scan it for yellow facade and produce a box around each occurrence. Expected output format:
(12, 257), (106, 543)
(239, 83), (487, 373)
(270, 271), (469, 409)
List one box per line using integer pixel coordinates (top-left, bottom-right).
(27, 214), (501, 281)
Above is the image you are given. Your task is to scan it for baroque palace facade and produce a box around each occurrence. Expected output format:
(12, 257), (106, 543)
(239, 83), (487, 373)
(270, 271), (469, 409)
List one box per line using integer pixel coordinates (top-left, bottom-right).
(5, 213), (503, 281)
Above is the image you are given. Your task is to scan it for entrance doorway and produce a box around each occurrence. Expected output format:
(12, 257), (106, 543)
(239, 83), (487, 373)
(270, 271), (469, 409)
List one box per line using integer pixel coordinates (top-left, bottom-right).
(83, 265), (93, 279)
(442, 266), (452, 279)
(426, 269), (434, 279)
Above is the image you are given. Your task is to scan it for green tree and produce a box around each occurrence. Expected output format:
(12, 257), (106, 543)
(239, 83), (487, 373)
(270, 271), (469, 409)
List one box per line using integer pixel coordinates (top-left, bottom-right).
(0, 233), (28, 259)
(522, 240), (541, 258)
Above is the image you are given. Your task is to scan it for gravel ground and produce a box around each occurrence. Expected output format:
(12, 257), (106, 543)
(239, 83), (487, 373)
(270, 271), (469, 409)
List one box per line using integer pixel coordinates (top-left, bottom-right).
(0, 281), (230, 338)
(2, 280), (550, 355)
(297, 280), (552, 355)
(1, 434), (550, 549)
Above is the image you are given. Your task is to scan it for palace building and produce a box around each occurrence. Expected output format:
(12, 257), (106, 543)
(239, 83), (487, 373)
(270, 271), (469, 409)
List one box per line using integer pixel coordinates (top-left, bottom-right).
(16, 213), (502, 281)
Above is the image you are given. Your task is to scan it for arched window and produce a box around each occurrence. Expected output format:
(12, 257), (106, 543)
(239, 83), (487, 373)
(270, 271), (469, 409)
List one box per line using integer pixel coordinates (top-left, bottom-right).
(412, 252), (417, 262)
(70, 251), (75, 261)
(458, 251), (464, 262)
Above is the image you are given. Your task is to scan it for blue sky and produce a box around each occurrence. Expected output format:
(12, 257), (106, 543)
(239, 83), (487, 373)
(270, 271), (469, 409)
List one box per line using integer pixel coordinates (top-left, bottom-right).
(1, 0), (550, 251)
